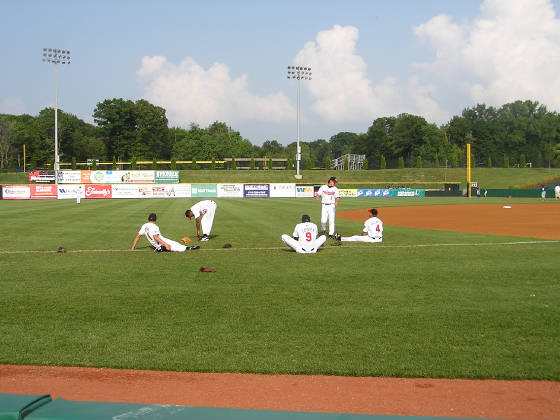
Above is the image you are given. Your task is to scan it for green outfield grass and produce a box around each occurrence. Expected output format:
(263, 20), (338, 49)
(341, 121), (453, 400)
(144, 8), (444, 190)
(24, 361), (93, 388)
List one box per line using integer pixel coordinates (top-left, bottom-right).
(2, 167), (560, 188)
(0, 197), (559, 380)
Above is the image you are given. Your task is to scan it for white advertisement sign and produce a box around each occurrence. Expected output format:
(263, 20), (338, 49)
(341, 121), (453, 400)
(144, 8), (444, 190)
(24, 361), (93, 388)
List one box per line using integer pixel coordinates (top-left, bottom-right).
(2, 185), (31, 199)
(217, 184), (243, 198)
(295, 185), (314, 198)
(165, 184), (191, 198)
(57, 185), (84, 199)
(269, 183), (296, 198)
(57, 171), (82, 184)
(111, 184), (142, 199)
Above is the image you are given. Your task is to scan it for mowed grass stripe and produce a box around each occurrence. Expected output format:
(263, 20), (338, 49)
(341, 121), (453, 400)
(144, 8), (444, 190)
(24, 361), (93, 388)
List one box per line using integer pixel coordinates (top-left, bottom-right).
(0, 198), (558, 380)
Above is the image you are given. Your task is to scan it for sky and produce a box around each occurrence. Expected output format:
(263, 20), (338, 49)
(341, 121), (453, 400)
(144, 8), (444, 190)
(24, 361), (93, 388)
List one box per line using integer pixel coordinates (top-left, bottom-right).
(2, 0), (560, 146)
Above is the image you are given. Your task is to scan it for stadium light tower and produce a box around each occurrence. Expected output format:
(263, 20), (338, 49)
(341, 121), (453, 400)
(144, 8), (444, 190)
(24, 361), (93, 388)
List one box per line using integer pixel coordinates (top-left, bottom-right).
(42, 48), (71, 172)
(287, 66), (312, 178)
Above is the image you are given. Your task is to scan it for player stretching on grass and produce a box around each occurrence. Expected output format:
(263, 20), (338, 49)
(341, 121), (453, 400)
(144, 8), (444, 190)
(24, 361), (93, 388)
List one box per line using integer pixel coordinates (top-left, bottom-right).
(185, 200), (217, 241)
(341, 208), (383, 243)
(131, 213), (200, 252)
(281, 214), (327, 254)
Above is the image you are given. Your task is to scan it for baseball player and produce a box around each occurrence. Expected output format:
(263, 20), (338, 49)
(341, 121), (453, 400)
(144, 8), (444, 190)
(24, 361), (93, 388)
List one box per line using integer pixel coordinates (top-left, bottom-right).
(314, 176), (340, 238)
(541, 186), (547, 199)
(281, 214), (327, 254)
(185, 200), (217, 241)
(76, 185), (83, 204)
(341, 208), (383, 243)
(554, 184), (560, 200)
(131, 213), (200, 252)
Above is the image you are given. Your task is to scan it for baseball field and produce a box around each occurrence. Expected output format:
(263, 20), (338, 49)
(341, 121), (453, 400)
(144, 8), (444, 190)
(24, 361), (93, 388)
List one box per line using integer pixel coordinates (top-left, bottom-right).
(1, 191), (559, 418)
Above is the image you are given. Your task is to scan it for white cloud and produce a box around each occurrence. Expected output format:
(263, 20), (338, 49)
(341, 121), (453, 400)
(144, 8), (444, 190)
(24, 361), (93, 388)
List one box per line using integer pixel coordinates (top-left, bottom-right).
(1, 98), (25, 115)
(414, 0), (560, 110)
(293, 24), (449, 124)
(137, 56), (294, 127)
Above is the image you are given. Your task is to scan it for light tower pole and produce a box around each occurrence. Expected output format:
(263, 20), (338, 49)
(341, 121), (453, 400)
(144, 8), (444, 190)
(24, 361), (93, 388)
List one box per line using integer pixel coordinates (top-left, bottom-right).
(42, 48), (71, 172)
(287, 66), (312, 178)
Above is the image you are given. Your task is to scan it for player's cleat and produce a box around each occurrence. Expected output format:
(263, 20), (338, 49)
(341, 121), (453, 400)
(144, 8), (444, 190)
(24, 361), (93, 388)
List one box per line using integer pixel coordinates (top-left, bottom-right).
(200, 234), (209, 241)
(187, 246), (200, 250)
(332, 233), (342, 241)
(154, 245), (167, 252)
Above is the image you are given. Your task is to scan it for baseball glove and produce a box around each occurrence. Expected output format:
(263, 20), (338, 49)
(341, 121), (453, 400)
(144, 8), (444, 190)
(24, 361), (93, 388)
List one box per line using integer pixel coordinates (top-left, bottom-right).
(199, 266), (216, 272)
(181, 237), (192, 244)
(331, 241), (342, 246)
(222, 243), (232, 248)
(57, 246), (67, 253)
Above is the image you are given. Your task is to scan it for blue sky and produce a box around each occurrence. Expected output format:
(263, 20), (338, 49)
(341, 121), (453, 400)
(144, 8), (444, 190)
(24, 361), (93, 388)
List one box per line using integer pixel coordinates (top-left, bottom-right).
(2, 0), (560, 145)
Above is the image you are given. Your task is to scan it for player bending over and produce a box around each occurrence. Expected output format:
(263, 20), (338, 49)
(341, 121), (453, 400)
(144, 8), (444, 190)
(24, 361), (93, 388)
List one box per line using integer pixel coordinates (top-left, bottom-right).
(185, 200), (217, 241)
(131, 213), (200, 252)
(281, 214), (327, 254)
(341, 208), (383, 243)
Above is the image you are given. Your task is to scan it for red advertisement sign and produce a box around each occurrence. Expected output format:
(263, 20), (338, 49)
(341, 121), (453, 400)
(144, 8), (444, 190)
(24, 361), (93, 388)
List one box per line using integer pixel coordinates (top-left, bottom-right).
(30, 184), (57, 199)
(84, 184), (112, 199)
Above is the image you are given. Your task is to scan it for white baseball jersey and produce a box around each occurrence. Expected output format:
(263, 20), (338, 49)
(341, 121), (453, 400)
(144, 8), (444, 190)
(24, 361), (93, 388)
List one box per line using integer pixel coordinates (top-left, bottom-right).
(316, 185), (340, 204)
(363, 217), (383, 238)
(138, 222), (161, 248)
(555, 185), (560, 198)
(190, 200), (213, 218)
(293, 222), (320, 251)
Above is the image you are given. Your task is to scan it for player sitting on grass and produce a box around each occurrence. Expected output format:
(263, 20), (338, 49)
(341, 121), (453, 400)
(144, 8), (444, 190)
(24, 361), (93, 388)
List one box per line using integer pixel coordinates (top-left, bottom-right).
(340, 208), (383, 243)
(281, 214), (327, 254)
(131, 213), (200, 252)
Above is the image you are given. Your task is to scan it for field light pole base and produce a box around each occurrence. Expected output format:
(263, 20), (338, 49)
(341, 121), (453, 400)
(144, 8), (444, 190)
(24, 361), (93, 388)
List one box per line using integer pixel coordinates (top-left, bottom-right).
(293, 174), (303, 180)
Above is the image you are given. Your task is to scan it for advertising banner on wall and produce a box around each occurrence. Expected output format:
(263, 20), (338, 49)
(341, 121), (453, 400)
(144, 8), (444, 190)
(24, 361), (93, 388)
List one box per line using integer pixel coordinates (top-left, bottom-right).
(30, 184), (57, 199)
(269, 183), (296, 198)
(138, 185), (166, 198)
(29, 170), (55, 183)
(191, 184), (218, 198)
(338, 188), (358, 198)
(2, 185), (31, 199)
(295, 185), (314, 198)
(391, 189), (425, 197)
(358, 189), (392, 198)
(217, 184), (243, 198)
(111, 184), (142, 199)
(165, 184), (191, 198)
(79, 170), (159, 184)
(57, 171), (82, 184)
(57, 185), (84, 199)
(243, 184), (269, 198)
(155, 171), (179, 183)
(85, 184), (112, 199)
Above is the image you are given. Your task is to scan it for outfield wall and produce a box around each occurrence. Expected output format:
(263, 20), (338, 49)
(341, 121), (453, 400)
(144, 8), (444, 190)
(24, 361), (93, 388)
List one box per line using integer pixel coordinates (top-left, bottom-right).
(1, 184), (427, 200)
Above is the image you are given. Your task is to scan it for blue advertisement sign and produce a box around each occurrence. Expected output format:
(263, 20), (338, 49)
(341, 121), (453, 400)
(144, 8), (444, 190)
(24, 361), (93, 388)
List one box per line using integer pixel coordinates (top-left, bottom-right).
(243, 184), (270, 198)
(358, 189), (392, 197)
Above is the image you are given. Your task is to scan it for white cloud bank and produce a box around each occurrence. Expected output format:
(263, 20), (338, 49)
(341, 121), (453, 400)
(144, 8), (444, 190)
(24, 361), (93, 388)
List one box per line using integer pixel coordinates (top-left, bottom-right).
(294, 24), (449, 124)
(137, 0), (560, 132)
(414, 0), (560, 110)
(137, 56), (294, 127)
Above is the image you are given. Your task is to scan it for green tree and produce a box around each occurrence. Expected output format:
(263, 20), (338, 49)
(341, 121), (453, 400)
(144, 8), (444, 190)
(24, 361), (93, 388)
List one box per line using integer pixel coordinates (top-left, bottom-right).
(112, 156), (117, 169)
(450, 152), (458, 168)
(519, 153), (526, 168)
(434, 153), (439, 168)
(71, 156), (77, 170)
(398, 156), (404, 169)
(91, 159), (97, 170)
(152, 157), (157, 170)
(324, 155), (331, 170)
(231, 156), (236, 170)
(171, 158), (176, 170)
(362, 158), (368, 170)
(131, 156), (137, 170)
(211, 157), (216, 170)
(504, 155), (510, 168)
(416, 155), (422, 168)
(250, 156), (255, 170)
(0, 118), (15, 168)
(380, 155), (386, 169)
(306, 157), (313, 170)
(191, 158), (198, 170)
(344, 156), (349, 170)
(287, 158), (293, 170)
(268, 157), (273, 170)
(488, 156), (492, 168)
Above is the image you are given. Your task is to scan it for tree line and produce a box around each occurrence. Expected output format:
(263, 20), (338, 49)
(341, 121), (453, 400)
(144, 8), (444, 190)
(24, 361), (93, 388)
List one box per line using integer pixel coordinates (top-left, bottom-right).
(1, 98), (560, 170)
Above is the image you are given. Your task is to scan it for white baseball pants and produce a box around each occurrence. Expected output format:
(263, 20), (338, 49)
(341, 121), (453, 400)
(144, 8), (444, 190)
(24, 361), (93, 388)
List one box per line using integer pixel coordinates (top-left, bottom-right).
(281, 234), (327, 253)
(320, 204), (336, 235)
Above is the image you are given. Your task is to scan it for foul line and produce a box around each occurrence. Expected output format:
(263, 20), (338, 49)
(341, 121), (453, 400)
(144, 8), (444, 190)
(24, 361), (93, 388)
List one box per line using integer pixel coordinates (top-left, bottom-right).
(1, 240), (559, 255)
